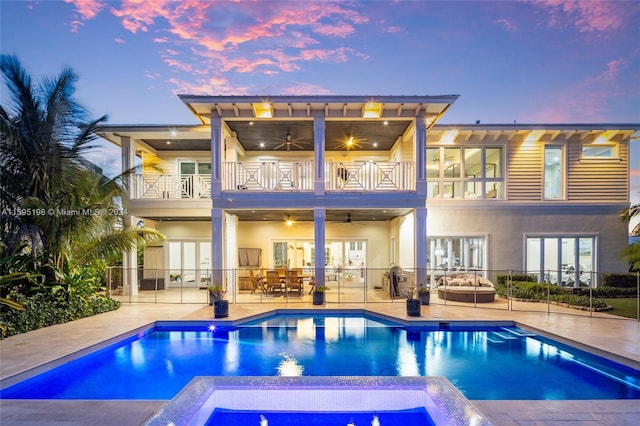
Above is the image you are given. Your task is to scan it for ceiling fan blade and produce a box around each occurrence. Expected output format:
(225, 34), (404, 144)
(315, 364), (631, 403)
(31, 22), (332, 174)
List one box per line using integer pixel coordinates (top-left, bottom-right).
(274, 142), (286, 150)
(291, 142), (305, 149)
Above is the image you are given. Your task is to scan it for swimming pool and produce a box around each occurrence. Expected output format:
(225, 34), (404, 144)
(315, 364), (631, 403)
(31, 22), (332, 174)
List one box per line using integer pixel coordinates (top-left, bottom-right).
(1, 313), (639, 401)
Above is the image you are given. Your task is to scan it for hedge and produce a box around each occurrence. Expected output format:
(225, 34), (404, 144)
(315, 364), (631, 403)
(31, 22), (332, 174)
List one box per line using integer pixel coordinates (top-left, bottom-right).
(495, 281), (608, 309)
(601, 273), (639, 288)
(496, 274), (537, 286)
(1, 294), (120, 338)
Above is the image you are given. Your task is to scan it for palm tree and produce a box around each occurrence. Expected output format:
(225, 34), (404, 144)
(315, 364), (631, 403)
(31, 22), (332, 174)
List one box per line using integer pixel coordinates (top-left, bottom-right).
(619, 204), (640, 271)
(620, 204), (640, 236)
(1, 54), (162, 283)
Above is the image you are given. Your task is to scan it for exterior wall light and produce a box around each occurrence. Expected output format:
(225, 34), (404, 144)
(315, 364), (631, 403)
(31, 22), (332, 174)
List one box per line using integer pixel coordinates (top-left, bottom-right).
(362, 102), (383, 118)
(252, 102), (273, 118)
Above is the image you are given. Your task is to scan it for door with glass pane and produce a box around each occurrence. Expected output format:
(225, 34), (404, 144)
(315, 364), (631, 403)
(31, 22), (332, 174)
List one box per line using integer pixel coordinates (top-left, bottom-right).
(168, 241), (211, 287)
(180, 161), (211, 198)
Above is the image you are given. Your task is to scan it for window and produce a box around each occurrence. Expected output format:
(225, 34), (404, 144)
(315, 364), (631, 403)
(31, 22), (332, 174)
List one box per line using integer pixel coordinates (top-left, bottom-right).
(427, 236), (485, 271)
(525, 236), (595, 287)
(582, 144), (617, 158)
(543, 146), (563, 199)
(427, 146), (503, 199)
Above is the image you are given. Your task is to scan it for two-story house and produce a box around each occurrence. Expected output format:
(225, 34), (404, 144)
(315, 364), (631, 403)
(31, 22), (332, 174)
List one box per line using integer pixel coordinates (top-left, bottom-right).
(99, 95), (637, 301)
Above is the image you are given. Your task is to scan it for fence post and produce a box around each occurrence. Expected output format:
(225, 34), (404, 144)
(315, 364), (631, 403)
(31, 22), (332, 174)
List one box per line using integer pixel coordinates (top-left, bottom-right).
(546, 269), (551, 315)
(508, 269), (512, 311)
(473, 269), (477, 307)
(589, 271), (593, 317)
(106, 266), (111, 298)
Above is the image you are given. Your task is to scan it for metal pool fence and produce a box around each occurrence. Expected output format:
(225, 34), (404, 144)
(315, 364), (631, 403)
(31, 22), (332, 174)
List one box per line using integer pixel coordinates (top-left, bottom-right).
(105, 267), (640, 321)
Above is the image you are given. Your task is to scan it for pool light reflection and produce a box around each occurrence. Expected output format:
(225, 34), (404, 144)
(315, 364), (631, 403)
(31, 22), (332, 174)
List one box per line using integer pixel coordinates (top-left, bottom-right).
(276, 353), (304, 376)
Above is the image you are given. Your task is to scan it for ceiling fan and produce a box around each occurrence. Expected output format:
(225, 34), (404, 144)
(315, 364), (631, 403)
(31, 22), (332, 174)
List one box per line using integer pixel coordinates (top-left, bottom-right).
(331, 212), (359, 225)
(273, 133), (308, 151)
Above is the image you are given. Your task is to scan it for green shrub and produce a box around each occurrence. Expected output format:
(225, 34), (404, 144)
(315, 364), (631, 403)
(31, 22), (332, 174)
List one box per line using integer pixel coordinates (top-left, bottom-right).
(495, 281), (608, 310)
(579, 286), (637, 298)
(1, 293), (120, 338)
(601, 273), (638, 288)
(496, 274), (537, 286)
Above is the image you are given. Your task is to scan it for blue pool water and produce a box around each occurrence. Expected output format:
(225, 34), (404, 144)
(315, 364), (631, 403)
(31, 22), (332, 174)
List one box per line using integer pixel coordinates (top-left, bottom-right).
(1, 314), (639, 400)
(206, 409), (433, 426)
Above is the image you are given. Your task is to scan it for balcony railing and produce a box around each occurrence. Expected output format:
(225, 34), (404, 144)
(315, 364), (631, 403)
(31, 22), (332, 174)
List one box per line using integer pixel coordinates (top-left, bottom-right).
(326, 161), (415, 191)
(132, 174), (211, 199)
(222, 161), (314, 191)
(223, 161), (415, 192)
(131, 161), (416, 198)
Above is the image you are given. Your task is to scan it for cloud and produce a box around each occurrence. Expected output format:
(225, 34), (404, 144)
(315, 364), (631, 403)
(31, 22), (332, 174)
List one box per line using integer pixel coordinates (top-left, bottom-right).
(493, 18), (516, 33)
(64, 0), (106, 32)
(525, 56), (633, 122)
(279, 83), (333, 96)
(168, 75), (249, 96)
(65, 0), (105, 20)
(114, 37), (126, 44)
(107, 1), (369, 94)
(598, 58), (623, 82)
(531, 0), (627, 33)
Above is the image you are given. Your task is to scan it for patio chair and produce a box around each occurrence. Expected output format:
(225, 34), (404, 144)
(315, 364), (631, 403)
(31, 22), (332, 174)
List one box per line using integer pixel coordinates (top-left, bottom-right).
(265, 270), (284, 295)
(285, 270), (303, 296)
(250, 269), (267, 294)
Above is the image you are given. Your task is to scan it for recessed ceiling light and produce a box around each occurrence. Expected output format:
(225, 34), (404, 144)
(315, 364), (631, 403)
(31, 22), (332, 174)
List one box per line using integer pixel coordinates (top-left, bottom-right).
(362, 102), (383, 118)
(252, 102), (273, 118)
(249, 121), (254, 126)
(373, 142), (378, 148)
(165, 140), (171, 145)
(169, 128), (177, 137)
(383, 121), (389, 126)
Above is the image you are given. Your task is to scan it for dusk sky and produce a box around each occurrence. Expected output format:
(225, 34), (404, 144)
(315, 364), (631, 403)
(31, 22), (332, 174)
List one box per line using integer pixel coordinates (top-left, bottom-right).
(1, 0), (638, 196)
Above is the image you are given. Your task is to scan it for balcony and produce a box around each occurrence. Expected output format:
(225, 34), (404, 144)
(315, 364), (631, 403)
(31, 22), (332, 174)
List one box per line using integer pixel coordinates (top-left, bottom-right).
(223, 161), (415, 192)
(325, 161), (415, 191)
(132, 174), (211, 199)
(222, 161), (314, 191)
(129, 161), (415, 199)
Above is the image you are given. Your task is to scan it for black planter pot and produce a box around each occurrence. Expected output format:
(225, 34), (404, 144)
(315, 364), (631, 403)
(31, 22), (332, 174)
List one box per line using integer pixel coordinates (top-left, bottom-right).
(418, 291), (430, 306)
(312, 291), (325, 305)
(214, 300), (229, 318)
(406, 299), (421, 317)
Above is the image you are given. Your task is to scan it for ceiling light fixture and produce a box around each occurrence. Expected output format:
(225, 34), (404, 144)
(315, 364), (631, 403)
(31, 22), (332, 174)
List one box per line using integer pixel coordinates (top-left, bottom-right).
(252, 102), (273, 118)
(285, 216), (294, 227)
(362, 102), (383, 118)
(440, 130), (459, 144)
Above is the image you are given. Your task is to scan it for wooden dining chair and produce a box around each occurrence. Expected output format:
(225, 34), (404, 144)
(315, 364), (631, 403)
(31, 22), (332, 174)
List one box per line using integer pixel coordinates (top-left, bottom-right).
(250, 269), (267, 294)
(285, 270), (303, 296)
(265, 270), (283, 295)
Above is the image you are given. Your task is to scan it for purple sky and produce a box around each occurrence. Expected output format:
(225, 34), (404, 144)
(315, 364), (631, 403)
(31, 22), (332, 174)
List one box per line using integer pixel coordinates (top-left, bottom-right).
(1, 0), (638, 195)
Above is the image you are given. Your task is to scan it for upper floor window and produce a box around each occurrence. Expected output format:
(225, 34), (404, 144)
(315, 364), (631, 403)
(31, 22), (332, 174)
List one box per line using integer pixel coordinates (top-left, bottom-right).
(427, 146), (504, 199)
(582, 144), (618, 159)
(543, 146), (564, 199)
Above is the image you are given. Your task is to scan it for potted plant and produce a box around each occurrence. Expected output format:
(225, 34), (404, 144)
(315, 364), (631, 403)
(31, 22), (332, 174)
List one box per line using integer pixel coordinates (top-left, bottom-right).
(207, 284), (229, 318)
(312, 286), (327, 305)
(417, 284), (430, 305)
(406, 286), (421, 317)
